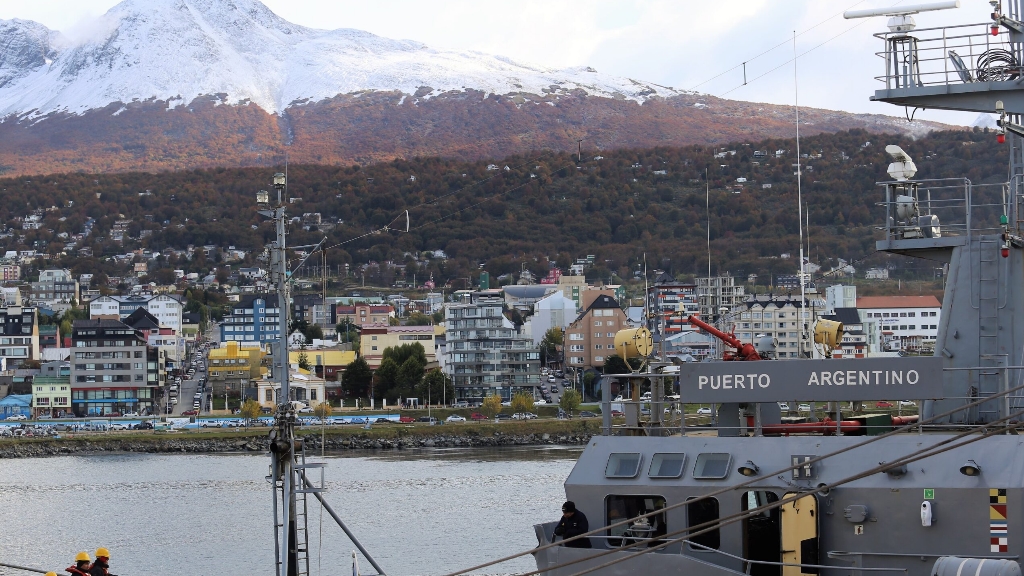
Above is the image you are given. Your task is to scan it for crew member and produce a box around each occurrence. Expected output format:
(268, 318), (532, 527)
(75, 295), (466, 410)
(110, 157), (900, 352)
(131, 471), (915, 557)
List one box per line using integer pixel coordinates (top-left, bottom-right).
(89, 547), (116, 576)
(66, 552), (91, 576)
(553, 501), (592, 548)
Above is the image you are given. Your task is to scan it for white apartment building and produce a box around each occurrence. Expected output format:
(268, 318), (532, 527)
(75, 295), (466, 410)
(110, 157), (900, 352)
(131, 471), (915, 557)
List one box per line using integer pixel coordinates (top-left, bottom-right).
(528, 292), (577, 347)
(89, 294), (184, 333)
(856, 295), (942, 352)
(697, 275), (745, 319)
(731, 294), (825, 358)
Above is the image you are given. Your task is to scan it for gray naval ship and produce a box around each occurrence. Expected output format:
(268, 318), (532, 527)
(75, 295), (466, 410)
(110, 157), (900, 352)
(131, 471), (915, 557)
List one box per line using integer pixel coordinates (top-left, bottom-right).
(523, 3), (1024, 576)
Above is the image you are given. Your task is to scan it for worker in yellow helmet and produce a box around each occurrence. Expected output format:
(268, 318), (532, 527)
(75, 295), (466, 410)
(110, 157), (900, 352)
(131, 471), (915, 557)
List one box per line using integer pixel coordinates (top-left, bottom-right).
(65, 551), (92, 576)
(45, 572), (57, 576)
(89, 547), (116, 576)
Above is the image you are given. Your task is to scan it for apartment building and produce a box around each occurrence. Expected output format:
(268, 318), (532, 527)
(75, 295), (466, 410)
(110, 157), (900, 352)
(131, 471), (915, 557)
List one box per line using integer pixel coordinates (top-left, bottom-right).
(444, 291), (540, 401)
(565, 295), (629, 369)
(292, 293), (335, 328)
(0, 305), (39, 368)
(32, 375), (71, 418)
(70, 319), (161, 416)
(696, 275), (745, 320)
(731, 294), (825, 358)
(335, 303), (395, 327)
(857, 295), (942, 352)
(30, 269), (79, 306)
(218, 294), (282, 344)
(89, 294), (185, 333)
(646, 278), (699, 336)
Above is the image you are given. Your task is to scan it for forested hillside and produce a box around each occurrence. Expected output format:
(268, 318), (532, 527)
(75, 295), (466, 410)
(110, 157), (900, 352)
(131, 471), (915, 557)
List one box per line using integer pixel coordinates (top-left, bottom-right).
(0, 127), (1001, 286)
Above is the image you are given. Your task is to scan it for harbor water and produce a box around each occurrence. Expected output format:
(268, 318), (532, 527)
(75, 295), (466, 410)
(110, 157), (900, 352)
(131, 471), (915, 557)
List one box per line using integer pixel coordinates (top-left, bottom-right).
(0, 446), (581, 575)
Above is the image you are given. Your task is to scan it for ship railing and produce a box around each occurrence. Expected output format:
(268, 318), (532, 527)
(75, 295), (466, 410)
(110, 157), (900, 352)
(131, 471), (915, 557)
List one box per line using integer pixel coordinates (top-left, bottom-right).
(689, 541), (908, 573)
(871, 22), (1019, 90)
(877, 178), (1011, 241)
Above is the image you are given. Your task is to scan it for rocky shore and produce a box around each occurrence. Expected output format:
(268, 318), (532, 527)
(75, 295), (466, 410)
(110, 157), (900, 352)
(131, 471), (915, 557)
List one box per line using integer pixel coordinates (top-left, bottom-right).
(0, 430), (594, 459)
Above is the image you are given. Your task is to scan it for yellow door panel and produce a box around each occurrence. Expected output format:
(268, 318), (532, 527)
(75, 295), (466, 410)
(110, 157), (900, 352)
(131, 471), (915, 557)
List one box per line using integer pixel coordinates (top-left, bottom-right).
(781, 493), (819, 576)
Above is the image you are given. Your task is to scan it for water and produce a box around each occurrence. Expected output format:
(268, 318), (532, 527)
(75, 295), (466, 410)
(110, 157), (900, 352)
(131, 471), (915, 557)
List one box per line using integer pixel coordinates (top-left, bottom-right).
(0, 447), (581, 575)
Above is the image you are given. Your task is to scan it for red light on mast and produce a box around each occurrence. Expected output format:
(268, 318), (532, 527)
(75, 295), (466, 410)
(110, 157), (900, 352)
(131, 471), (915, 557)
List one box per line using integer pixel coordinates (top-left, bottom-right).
(993, 25), (1000, 36)
(998, 133), (1006, 144)
(1002, 247), (1010, 258)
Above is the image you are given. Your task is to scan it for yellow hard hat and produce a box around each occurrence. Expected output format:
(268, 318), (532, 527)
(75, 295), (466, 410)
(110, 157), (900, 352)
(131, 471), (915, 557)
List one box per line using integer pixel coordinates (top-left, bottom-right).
(46, 572), (57, 576)
(75, 552), (91, 562)
(96, 547), (110, 559)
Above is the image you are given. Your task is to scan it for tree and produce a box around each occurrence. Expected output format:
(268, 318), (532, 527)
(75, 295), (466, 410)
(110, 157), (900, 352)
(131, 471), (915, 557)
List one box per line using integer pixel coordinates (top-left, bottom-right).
(559, 389), (582, 414)
(313, 401), (333, 419)
(480, 395), (502, 418)
(342, 357), (372, 399)
(59, 319), (72, 340)
(374, 357), (400, 403)
(540, 327), (563, 365)
(240, 398), (261, 427)
(603, 354), (644, 375)
(297, 352), (310, 371)
(418, 369), (454, 407)
(397, 356), (426, 400)
(511, 391), (534, 414)
(406, 312), (432, 326)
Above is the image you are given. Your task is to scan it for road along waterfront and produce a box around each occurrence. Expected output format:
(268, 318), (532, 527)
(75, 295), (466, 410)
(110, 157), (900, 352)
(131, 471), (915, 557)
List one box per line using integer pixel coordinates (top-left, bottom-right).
(0, 447), (580, 575)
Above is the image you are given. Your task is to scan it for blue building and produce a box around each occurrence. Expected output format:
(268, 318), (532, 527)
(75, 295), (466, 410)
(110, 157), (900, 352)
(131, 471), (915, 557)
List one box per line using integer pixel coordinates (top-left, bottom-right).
(219, 295), (282, 344)
(0, 394), (31, 419)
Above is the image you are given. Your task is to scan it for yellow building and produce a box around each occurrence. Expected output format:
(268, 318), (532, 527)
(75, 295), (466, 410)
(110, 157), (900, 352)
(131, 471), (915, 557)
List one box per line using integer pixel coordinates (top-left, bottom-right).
(359, 325), (437, 368)
(32, 376), (71, 417)
(208, 341), (265, 395)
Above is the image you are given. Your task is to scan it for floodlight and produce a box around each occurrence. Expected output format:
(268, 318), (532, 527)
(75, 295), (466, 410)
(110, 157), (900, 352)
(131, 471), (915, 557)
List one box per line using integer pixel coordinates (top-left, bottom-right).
(959, 460), (981, 476)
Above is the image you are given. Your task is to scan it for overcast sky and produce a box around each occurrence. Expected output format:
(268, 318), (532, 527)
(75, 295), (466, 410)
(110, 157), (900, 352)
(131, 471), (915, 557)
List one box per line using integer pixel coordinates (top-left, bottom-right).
(0, 0), (999, 126)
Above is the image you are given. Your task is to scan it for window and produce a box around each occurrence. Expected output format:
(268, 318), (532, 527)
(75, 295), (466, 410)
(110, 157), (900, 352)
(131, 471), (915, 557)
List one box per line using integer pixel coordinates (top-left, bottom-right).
(693, 453), (732, 479)
(569, 333), (583, 341)
(687, 497), (721, 550)
(605, 453), (643, 478)
(595, 356), (604, 362)
(607, 495), (667, 546)
(594, 321), (603, 327)
(649, 453), (686, 478)
(266, 389), (273, 402)
(607, 332), (615, 338)
(310, 389), (317, 400)
(908, 312), (916, 317)
(595, 344), (603, 350)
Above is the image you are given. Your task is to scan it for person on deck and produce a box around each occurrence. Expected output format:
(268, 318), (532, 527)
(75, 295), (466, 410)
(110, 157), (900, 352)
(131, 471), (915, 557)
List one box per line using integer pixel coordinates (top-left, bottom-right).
(89, 547), (117, 576)
(66, 552), (91, 576)
(554, 501), (593, 548)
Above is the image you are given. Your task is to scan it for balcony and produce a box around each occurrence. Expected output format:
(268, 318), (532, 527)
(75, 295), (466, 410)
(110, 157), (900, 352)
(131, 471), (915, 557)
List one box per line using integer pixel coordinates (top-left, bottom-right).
(869, 22), (1024, 114)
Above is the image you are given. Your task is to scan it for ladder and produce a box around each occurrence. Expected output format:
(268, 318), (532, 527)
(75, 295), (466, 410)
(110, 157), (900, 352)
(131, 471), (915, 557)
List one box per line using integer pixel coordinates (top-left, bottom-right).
(976, 238), (1003, 423)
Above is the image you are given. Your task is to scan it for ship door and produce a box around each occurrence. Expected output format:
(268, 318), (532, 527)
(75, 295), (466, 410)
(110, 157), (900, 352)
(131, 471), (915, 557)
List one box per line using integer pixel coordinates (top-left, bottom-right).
(780, 492), (818, 576)
(742, 491), (780, 576)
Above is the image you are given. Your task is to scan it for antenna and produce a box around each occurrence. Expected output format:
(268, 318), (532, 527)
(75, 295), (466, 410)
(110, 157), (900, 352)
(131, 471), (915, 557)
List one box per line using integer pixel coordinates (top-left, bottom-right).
(794, 30), (809, 358)
(577, 139), (583, 163)
(844, 0), (960, 33)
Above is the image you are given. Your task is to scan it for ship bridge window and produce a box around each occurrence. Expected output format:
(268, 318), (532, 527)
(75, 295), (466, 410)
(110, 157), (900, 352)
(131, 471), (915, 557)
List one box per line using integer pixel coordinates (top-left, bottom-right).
(605, 453), (643, 478)
(606, 495), (667, 547)
(649, 453), (686, 478)
(687, 496), (721, 550)
(693, 453), (732, 479)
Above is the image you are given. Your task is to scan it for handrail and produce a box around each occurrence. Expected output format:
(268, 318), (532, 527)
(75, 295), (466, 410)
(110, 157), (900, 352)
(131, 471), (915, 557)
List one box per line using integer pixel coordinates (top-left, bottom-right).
(686, 541), (908, 573)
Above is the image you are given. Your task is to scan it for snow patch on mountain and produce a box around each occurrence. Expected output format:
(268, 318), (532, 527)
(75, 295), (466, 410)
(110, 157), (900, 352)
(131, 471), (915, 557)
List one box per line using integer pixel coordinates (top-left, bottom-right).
(0, 0), (680, 119)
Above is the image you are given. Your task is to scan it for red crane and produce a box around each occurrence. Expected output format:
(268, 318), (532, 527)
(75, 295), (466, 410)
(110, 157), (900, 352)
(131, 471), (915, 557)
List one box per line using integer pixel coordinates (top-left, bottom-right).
(686, 315), (762, 361)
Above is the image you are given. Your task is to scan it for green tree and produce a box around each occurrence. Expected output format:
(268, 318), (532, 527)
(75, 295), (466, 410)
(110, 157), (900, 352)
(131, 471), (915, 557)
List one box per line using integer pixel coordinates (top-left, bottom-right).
(381, 343), (427, 367)
(374, 357), (400, 402)
(603, 354), (643, 375)
(240, 398), (261, 427)
(59, 319), (72, 340)
(480, 395), (502, 418)
(540, 327), (563, 365)
(297, 352), (310, 371)
(431, 310), (444, 324)
(418, 369), (454, 406)
(397, 356), (426, 399)
(511, 391), (534, 413)
(559, 389), (582, 414)
(342, 356), (373, 399)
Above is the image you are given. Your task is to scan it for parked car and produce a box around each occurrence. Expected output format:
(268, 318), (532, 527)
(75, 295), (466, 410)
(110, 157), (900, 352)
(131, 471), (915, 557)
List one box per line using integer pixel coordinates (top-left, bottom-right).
(446, 415), (467, 423)
(898, 401), (917, 407)
(375, 417), (392, 424)
(777, 402), (790, 410)
(181, 410), (199, 416)
(799, 403), (813, 412)
(298, 406), (314, 414)
(579, 411), (597, 418)
(470, 413), (488, 421)
(123, 412), (140, 418)
(550, 385), (560, 393)
(134, 421), (155, 430)
(512, 412), (538, 420)
(696, 407), (712, 416)
(495, 413), (512, 421)
(611, 410), (624, 417)
(416, 416), (437, 424)
(5, 414), (27, 421)
(109, 423), (130, 431)
(876, 401), (894, 408)
(533, 399), (548, 405)
(399, 416), (416, 423)
(548, 376), (556, 382)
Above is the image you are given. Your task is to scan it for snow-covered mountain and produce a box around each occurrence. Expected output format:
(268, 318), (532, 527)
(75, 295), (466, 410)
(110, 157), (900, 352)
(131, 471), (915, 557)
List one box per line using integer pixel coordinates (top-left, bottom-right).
(0, 0), (678, 118)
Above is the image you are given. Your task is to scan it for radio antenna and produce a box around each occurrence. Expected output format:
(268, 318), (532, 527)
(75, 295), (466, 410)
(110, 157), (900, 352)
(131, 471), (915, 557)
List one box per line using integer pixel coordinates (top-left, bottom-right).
(794, 30), (809, 358)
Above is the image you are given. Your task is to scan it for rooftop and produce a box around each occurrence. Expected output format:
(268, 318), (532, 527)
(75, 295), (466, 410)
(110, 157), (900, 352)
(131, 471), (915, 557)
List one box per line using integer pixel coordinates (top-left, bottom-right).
(856, 296), (941, 309)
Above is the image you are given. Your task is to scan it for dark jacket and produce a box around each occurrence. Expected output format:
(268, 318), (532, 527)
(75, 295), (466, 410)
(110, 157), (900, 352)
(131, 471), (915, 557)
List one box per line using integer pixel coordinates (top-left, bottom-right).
(66, 564), (91, 576)
(89, 559), (115, 576)
(554, 510), (593, 548)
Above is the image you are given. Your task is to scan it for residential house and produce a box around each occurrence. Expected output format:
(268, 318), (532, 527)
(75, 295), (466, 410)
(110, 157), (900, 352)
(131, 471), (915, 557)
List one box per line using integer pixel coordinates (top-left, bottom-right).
(335, 303), (394, 327)
(359, 325), (437, 369)
(207, 341), (265, 396)
(89, 294), (185, 333)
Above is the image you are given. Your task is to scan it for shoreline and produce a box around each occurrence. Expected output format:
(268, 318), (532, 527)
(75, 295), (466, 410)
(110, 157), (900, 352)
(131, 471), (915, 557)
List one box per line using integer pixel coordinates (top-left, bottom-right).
(0, 420), (598, 459)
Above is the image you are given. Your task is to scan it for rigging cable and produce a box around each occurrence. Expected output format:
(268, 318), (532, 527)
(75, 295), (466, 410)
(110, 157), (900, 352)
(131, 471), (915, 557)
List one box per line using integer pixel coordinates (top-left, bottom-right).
(442, 379), (1024, 576)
